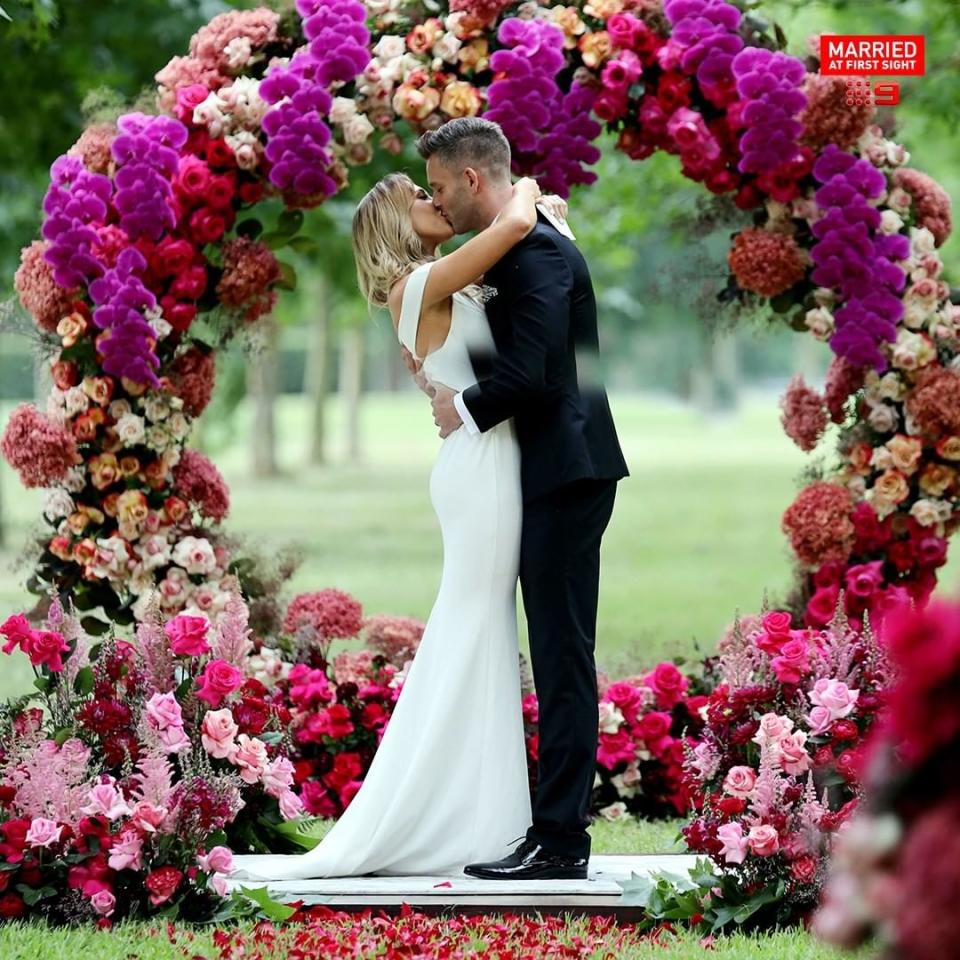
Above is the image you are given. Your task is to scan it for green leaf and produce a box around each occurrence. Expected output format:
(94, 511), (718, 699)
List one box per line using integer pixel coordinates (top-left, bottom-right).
(286, 235), (318, 255)
(236, 218), (264, 240)
(615, 870), (656, 908)
(73, 666), (95, 696)
(88, 643), (103, 662)
(16, 884), (57, 906)
(175, 677), (193, 703)
(80, 616), (110, 636)
(236, 884), (297, 921)
(277, 209), (304, 237)
(33, 676), (53, 694)
(261, 815), (328, 852)
(53, 726), (75, 746)
(276, 261), (297, 292)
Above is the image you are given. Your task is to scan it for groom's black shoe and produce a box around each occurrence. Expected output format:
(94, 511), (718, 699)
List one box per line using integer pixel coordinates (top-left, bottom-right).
(463, 837), (589, 880)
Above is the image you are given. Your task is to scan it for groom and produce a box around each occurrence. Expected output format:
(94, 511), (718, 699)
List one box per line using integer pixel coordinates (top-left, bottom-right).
(414, 117), (629, 881)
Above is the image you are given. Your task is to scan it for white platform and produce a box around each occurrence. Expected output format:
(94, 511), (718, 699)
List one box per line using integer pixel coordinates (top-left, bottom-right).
(224, 854), (702, 909)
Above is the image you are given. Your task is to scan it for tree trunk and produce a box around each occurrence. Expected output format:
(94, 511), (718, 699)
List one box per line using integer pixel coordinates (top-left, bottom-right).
(305, 275), (331, 466)
(339, 323), (365, 462)
(691, 328), (739, 415)
(247, 317), (280, 477)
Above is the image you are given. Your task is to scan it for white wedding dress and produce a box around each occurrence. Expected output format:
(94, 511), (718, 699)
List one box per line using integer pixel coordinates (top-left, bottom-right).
(230, 260), (532, 881)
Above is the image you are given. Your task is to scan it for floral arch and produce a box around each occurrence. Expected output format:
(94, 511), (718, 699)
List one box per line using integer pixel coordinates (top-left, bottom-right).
(1, 0), (957, 927)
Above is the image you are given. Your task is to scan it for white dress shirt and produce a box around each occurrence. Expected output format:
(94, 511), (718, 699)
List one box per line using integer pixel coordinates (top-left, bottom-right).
(453, 203), (575, 435)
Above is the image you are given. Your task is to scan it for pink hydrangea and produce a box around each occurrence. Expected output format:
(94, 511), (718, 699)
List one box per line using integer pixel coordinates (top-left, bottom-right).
(189, 9), (280, 72)
(283, 589), (364, 641)
(892, 167), (952, 247)
(333, 649), (377, 685)
(362, 615), (424, 666)
(173, 448), (230, 522)
(155, 55), (227, 114)
(67, 123), (116, 175)
(780, 374), (828, 452)
(169, 346), (216, 417)
(799, 73), (875, 150)
(13, 241), (79, 332)
(216, 237), (281, 323)
(1, 403), (79, 488)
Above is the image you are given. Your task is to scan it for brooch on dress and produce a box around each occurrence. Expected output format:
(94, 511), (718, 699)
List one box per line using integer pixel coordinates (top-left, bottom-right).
(475, 284), (499, 304)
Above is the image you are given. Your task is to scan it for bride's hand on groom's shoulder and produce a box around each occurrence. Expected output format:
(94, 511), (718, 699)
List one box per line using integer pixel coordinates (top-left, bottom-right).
(539, 193), (569, 223)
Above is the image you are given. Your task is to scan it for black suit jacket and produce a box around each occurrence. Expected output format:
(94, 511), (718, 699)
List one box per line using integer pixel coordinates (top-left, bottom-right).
(461, 211), (629, 503)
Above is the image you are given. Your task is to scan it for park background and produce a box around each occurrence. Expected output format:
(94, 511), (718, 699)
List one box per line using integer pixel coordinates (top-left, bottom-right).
(0, 1), (957, 954)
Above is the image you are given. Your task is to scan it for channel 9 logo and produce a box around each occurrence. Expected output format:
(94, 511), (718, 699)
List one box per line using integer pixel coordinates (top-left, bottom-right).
(844, 77), (901, 107)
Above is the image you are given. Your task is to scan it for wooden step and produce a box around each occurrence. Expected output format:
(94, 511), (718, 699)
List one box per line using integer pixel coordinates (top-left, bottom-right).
(224, 854), (702, 918)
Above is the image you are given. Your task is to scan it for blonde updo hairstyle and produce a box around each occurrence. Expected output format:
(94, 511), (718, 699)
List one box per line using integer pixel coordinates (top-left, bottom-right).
(352, 172), (436, 310)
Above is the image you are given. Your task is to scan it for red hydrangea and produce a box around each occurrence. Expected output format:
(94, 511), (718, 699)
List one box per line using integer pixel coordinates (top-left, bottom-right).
(283, 589), (364, 642)
(1, 404), (79, 488)
(173, 448), (230, 522)
(781, 482), (856, 569)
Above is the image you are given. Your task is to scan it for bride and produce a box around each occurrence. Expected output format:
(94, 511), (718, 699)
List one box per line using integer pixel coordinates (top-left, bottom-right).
(229, 173), (569, 881)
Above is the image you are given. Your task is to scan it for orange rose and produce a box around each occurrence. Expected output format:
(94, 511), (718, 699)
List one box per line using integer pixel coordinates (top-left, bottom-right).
(584, 0), (624, 19)
(82, 376), (115, 406)
(935, 436), (960, 460)
(66, 511), (90, 536)
(50, 536), (73, 562)
(73, 538), (98, 565)
(458, 39), (490, 73)
(74, 408), (106, 442)
(57, 310), (88, 348)
(392, 84), (441, 122)
(117, 489), (150, 533)
(121, 377), (149, 397)
(440, 80), (481, 118)
(144, 458), (170, 490)
(873, 469), (910, 505)
(579, 31), (613, 69)
(919, 462), (956, 497)
(164, 496), (189, 524)
(119, 455), (141, 478)
(79, 504), (104, 525)
(89, 452), (120, 490)
(406, 18), (443, 55)
(846, 441), (875, 475)
(102, 492), (120, 518)
(548, 7), (587, 49)
(885, 434), (924, 474)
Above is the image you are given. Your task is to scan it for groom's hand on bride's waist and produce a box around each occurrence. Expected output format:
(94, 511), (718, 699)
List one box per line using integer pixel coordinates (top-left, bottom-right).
(431, 384), (463, 439)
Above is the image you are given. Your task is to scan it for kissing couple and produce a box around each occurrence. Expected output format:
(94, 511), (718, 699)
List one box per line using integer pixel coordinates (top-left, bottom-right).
(231, 117), (627, 884)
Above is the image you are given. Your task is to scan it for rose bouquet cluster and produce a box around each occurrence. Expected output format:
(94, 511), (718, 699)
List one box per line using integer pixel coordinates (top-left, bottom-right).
(813, 599), (960, 960)
(588, 661), (708, 821)
(677, 606), (892, 928)
(0, 592), (303, 925)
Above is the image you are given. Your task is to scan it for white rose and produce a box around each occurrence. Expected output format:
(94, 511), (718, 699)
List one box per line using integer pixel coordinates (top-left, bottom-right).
(910, 498), (950, 527)
(193, 96), (226, 138)
(886, 186), (912, 214)
(64, 386), (90, 417)
(877, 371), (906, 402)
(224, 36), (253, 71)
(43, 489), (75, 522)
(109, 399), (133, 420)
(373, 35), (406, 62)
(330, 96), (358, 125)
(599, 801), (628, 822)
(138, 533), (172, 572)
(143, 395), (170, 423)
(812, 287), (836, 308)
(91, 536), (131, 580)
(432, 33), (462, 63)
(885, 142), (909, 166)
(902, 301), (931, 330)
(805, 306), (834, 340)
(342, 113), (375, 145)
(172, 536), (218, 576)
(847, 475), (867, 498)
(879, 209), (904, 234)
(62, 467), (87, 494)
(115, 413), (146, 447)
(145, 424), (171, 453)
(225, 130), (260, 171)
(870, 447), (894, 471)
(910, 226), (936, 255)
(867, 403), (898, 434)
(610, 772), (640, 798)
(598, 701), (625, 734)
(166, 412), (190, 441)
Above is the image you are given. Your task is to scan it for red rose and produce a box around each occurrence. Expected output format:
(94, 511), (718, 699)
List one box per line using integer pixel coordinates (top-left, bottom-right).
(0, 893), (26, 920)
(175, 156), (212, 203)
(360, 702), (387, 730)
(292, 759), (315, 785)
(51, 360), (80, 389)
(234, 696), (270, 736)
(831, 719), (859, 742)
(716, 796), (747, 817)
(204, 174), (236, 210)
(168, 264), (208, 301)
(835, 748), (860, 783)
(888, 539), (916, 573)
(813, 746), (835, 768)
(656, 72), (692, 112)
(324, 752), (363, 791)
(0, 819), (31, 862)
(159, 296), (197, 333)
(238, 180), (266, 205)
(150, 237), (196, 279)
(145, 865), (183, 906)
(189, 207), (228, 245)
(206, 138), (235, 169)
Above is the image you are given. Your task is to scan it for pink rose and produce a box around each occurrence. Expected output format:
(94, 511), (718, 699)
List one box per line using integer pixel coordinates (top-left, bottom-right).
(747, 824), (780, 857)
(108, 829), (144, 871)
(666, 106), (710, 151)
(25, 629), (71, 672)
(806, 705), (834, 736)
(845, 560), (885, 600)
(146, 691), (184, 731)
(774, 730), (811, 775)
(810, 678), (859, 721)
(164, 614), (211, 656)
(131, 800), (168, 834)
(81, 781), (133, 821)
(604, 681), (644, 723)
(717, 822), (750, 864)
(198, 845), (233, 874)
(90, 889), (116, 917)
(25, 817), (62, 848)
(158, 724), (191, 755)
(752, 713), (794, 747)
(279, 790), (304, 820)
(771, 638), (812, 684)
(762, 610), (793, 638)
(722, 765), (757, 799)
(606, 12), (640, 49)
(231, 733), (268, 784)
(262, 756), (296, 798)
(196, 659), (244, 707)
(201, 708), (239, 759)
(644, 662), (689, 709)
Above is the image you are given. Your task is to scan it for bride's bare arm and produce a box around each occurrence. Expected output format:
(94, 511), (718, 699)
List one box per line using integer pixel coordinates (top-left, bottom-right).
(419, 177), (542, 308)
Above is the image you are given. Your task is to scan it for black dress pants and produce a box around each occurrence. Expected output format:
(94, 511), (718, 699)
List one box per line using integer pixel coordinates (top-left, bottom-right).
(519, 477), (618, 860)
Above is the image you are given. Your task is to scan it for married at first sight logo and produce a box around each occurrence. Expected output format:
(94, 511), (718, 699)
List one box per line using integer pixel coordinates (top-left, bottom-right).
(819, 34), (926, 108)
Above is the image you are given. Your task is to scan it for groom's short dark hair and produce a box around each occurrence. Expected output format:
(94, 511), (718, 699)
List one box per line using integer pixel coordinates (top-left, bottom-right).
(416, 118), (512, 184)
